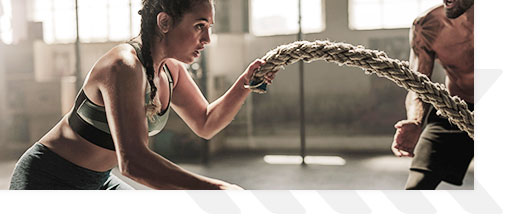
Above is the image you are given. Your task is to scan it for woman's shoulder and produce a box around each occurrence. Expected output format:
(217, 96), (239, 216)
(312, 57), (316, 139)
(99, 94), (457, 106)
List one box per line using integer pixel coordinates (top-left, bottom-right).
(163, 58), (185, 72)
(161, 58), (186, 85)
(102, 44), (141, 72)
(82, 44), (146, 107)
(83, 44), (147, 99)
(94, 44), (145, 81)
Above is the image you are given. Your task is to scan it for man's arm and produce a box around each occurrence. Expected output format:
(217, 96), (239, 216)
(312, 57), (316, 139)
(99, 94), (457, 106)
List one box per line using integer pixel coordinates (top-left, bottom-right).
(391, 17), (437, 157)
(405, 46), (435, 124)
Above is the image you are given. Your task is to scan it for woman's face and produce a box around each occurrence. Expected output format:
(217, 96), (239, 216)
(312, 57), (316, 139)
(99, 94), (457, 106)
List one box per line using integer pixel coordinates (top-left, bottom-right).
(164, 2), (214, 64)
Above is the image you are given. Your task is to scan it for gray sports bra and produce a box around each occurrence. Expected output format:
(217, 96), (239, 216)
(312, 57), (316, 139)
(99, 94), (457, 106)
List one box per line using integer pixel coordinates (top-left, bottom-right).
(68, 41), (174, 151)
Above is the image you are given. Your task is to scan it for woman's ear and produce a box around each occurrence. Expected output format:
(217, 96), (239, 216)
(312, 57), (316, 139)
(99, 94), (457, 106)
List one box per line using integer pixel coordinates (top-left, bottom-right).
(157, 12), (172, 34)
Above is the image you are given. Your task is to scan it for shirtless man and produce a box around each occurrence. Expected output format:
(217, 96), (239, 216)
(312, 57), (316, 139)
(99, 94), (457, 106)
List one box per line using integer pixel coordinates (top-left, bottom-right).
(391, 0), (474, 189)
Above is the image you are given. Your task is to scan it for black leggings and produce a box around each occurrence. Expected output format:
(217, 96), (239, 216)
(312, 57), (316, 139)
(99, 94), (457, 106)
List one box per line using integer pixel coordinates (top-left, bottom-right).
(9, 143), (133, 190)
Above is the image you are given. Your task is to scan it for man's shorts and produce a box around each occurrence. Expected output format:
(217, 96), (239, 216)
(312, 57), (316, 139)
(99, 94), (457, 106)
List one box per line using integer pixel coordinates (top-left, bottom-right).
(410, 103), (474, 185)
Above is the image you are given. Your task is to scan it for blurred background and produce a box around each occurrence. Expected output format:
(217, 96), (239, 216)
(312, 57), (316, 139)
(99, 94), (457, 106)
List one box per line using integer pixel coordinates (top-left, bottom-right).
(0, 0), (472, 190)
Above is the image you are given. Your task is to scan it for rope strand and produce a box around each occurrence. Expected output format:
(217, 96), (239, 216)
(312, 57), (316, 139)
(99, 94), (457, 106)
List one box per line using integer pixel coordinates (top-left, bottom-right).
(247, 40), (474, 139)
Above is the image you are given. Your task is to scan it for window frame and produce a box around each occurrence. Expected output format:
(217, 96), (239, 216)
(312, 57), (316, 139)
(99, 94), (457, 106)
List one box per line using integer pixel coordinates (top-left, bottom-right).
(29, 0), (141, 44)
(347, 0), (443, 31)
(249, 0), (326, 37)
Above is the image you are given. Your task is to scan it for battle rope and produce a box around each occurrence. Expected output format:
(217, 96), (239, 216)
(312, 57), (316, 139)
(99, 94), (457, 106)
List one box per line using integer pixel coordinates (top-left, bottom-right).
(245, 40), (474, 139)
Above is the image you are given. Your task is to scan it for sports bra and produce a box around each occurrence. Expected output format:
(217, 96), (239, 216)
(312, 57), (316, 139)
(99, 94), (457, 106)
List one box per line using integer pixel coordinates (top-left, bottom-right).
(68, 41), (174, 151)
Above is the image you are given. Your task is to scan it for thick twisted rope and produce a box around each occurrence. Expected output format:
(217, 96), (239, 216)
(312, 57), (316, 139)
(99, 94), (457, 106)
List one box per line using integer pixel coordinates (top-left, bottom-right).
(246, 40), (474, 139)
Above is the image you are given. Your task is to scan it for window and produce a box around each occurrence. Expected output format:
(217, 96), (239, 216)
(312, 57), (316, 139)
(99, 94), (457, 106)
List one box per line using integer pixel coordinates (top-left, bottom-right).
(30, 0), (142, 44)
(250, 0), (325, 36)
(0, 0), (12, 44)
(349, 0), (442, 30)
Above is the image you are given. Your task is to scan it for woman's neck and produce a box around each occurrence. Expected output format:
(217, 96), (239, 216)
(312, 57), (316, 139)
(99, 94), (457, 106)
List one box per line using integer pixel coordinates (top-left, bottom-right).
(144, 37), (168, 77)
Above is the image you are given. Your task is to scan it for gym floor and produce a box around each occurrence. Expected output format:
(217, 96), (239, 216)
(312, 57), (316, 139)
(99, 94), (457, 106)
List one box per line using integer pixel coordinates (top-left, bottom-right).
(0, 150), (474, 190)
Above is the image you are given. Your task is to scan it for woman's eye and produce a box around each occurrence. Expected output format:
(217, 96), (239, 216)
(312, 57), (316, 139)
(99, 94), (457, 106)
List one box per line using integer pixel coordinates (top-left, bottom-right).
(196, 24), (205, 30)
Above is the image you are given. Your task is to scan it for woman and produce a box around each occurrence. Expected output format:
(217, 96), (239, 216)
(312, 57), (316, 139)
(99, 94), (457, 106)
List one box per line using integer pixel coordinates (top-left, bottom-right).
(9, 0), (275, 190)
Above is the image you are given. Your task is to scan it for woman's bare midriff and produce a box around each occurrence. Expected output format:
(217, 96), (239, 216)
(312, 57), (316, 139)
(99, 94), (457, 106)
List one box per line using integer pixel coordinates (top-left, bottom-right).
(36, 44), (172, 173)
(39, 113), (119, 172)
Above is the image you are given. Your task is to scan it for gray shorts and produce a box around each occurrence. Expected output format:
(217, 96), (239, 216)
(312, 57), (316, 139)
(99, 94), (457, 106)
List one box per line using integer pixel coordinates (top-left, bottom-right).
(9, 143), (133, 190)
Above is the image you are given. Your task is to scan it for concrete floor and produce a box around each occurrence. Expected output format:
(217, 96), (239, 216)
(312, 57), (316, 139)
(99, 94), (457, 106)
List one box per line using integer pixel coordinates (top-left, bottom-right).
(0, 150), (474, 190)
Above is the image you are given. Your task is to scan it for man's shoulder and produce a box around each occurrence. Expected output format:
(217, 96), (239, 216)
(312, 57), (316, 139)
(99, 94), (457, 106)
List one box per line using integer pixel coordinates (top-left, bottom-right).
(413, 4), (445, 27)
(410, 4), (446, 49)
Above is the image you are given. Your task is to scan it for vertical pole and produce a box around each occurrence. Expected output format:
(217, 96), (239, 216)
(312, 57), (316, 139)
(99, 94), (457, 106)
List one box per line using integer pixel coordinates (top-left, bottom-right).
(243, 0), (255, 150)
(74, 0), (81, 93)
(129, 0), (133, 38)
(51, 0), (56, 43)
(0, 4), (4, 146)
(298, 0), (306, 165)
(106, 1), (110, 40)
(200, 51), (209, 165)
(0, 43), (5, 145)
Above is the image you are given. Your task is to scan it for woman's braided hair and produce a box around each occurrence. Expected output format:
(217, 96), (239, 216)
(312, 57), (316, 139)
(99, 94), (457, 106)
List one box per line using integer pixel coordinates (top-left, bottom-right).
(137, 0), (210, 119)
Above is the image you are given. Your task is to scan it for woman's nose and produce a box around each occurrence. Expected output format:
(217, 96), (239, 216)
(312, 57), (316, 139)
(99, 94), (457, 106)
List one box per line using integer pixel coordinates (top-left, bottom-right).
(201, 29), (211, 45)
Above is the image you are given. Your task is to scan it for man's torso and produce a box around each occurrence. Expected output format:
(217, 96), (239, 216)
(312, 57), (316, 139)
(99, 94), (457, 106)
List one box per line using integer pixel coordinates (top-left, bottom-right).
(416, 6), (474, 102)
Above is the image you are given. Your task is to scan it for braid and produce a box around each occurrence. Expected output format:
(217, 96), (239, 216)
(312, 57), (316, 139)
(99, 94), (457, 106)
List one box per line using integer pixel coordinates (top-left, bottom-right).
(136, 0), (213, 119)
(139, 2), (160, 119)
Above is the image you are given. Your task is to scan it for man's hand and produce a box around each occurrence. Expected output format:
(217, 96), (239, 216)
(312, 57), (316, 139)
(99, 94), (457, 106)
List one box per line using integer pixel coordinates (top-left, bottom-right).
(391, 120), (422, 157)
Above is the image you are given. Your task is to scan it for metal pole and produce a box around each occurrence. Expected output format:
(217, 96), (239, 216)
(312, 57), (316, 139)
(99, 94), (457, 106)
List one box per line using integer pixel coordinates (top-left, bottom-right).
(129, 0), (133, 38)
(298, 0), (306, 165)
(106, 1), (110, 40)
(200, 51), (209, 165)
(74, 0), (82, 93)
(0, 43), (5, 145)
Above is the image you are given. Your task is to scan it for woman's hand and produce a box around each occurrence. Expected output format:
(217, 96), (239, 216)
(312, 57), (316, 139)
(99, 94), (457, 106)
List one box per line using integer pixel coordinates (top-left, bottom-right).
(242, 59), (278, 87)
(213, 179), (244, 190)
(219, 183), (244, 190)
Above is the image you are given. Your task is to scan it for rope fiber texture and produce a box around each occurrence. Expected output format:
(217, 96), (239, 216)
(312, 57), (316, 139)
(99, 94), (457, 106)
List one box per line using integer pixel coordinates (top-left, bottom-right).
(247, 40), (474, 139)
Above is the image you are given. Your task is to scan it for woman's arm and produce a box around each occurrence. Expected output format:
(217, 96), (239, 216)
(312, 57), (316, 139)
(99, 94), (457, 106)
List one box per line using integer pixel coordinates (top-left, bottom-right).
(170, 59), (267, 139)
(98, 47), (239, 189)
